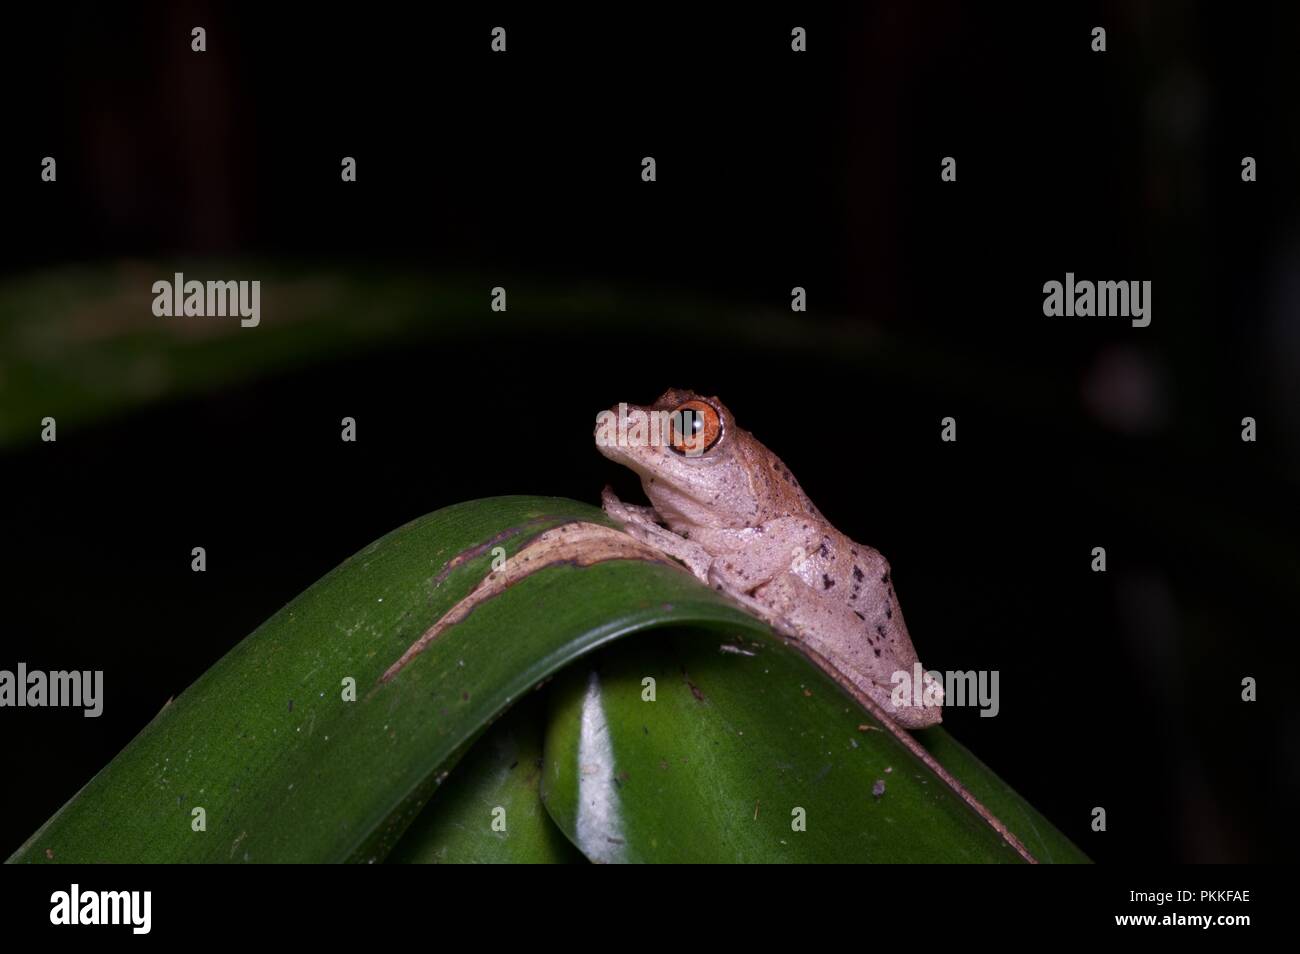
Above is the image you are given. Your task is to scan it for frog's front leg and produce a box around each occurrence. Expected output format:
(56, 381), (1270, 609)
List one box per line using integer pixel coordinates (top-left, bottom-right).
(600, 486), (661, 526)
(601, 486), (712, 580)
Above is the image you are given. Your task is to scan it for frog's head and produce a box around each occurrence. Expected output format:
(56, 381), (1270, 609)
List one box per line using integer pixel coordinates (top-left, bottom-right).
(595, 389), (772, 529)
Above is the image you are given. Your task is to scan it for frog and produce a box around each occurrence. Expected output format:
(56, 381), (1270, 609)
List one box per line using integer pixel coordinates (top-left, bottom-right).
(594, 388), (944, 729)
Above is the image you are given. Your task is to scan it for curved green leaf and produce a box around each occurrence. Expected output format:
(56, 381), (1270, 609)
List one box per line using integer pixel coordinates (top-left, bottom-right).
(540, 632), (1088, 863)
(8, 496), (762, 863)
(386, 694), (584, 864)
(8, 494), (1083, 864)
(912, 728), (1085, 864)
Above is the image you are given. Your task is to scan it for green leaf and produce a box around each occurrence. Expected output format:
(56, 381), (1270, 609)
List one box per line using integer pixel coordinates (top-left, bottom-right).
(8, 494), (1084, 863)
(0, 262), (1041, 449)
(8, 496), (762, 863)
(386, 694), (585, 864)
(540, 632), (1089, 863)
(910, 728), (1085, 864)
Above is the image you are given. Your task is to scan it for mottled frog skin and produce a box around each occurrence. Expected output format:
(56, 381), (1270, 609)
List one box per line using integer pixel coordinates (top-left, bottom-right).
(595, 388), (943, 728)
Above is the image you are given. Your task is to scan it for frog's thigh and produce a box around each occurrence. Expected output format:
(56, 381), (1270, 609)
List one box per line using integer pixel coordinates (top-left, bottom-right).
(706, 516), (823, 593)
(706, 566), (801, 638)
(707, 548), (788, 595)
(753, 574), (893, 686)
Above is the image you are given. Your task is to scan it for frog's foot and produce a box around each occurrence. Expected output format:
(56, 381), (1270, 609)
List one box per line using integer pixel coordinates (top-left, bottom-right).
(601, 485), (712, 581)
(706, 559), (800, 640)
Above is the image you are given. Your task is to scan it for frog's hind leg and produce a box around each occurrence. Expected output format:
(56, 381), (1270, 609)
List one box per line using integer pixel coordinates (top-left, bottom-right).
(705, 553), (804, 640)
(709, 577), (800, 641)
(751, 574), (943, 729)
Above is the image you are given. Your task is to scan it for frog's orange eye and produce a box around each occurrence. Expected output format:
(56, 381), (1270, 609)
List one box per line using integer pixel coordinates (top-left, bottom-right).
(668, 399), (722, 456)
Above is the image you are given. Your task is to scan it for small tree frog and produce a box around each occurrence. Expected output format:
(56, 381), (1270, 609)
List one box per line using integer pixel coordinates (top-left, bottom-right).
(596, 388), (944, 728)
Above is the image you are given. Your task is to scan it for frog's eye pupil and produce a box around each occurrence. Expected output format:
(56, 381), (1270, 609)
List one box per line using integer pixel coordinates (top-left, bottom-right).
(668, 400), (722, 456)
(670, 410), (701, 442)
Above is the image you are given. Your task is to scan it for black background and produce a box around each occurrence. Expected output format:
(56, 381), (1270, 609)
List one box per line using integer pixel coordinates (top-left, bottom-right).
(1, 3), (1296, 863)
